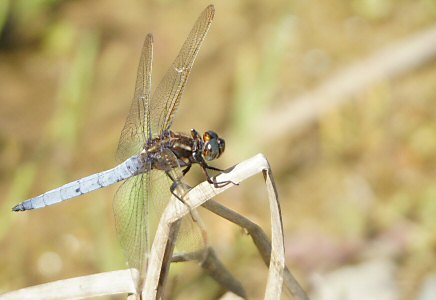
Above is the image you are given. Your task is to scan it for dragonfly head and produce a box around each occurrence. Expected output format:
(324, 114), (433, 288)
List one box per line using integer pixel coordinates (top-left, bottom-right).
(202, 130), (225, 161)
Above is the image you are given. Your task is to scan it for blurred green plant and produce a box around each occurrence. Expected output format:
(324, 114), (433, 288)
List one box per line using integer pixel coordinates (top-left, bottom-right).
(232, 15), (296, 159)
(13, 0), (64, 23)
(0, 162), (37, 240)
(352, 0), (393, 20)
(47, 30), (100, 153)
(0, 0), (9, 36)
(2, 28), (101, 253)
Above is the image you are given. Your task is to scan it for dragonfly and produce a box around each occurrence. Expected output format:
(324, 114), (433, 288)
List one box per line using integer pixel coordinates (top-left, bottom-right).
(12, 4), (227, 293)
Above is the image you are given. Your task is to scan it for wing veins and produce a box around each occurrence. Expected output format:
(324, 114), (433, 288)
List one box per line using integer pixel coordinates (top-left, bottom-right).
(150, 5), (215, 134)
(116, 34), (153, 161)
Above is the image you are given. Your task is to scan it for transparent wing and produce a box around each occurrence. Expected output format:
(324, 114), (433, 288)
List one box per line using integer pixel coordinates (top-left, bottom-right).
(113, 5), (213, 292)
(113, 169), (172, 291)
(159, 149), (207, 255)
(113, 175), (148, 289)
(117, 4), (214, 160)
(151, 5), (215, 134)
(116, 34), (153, 162)
(113, 167), (206, 291)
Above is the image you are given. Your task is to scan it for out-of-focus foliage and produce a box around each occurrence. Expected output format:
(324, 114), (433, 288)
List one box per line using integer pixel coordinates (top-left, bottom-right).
(0, 0), (435, 299)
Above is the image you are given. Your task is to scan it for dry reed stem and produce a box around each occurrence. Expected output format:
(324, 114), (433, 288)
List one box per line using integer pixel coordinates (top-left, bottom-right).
(202, 200), (309, 300)
(143, 154), (289, 300)
(0, 270), (136, 299)
(172, 248), (247, 298)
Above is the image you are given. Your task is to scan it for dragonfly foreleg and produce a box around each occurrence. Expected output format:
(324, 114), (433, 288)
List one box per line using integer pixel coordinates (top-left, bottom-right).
(204, 165), (225, 172)
(201, 164), (238, 188)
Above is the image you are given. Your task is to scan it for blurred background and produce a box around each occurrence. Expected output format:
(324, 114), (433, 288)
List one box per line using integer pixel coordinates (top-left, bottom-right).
(0, 0), (436, 299)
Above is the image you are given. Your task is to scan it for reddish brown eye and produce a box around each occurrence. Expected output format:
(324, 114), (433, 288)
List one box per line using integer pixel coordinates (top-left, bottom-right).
(203, 132), (211, 142)
(203, 130), (218, 142)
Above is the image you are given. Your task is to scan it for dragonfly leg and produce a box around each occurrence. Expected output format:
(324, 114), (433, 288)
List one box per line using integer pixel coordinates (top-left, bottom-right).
(201, 164), (238, 188)
(205, 165), (225, 172)
(182, 164), (192, 176)
(165, 172), (199, 223)
(169, 181), (188, 204)
(170, 183), (201, 224)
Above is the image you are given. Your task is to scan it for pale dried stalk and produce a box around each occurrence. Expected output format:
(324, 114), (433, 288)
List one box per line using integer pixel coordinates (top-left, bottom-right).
(202, 200), (309, 300)
(0, 270), (136, 299)
(143, 154), (290, 300)
(171, 247), (247, 298)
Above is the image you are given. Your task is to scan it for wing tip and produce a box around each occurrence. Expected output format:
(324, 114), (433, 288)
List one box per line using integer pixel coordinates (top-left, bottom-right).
(206, 4), (215, 19)
(145, 33), (153, 43)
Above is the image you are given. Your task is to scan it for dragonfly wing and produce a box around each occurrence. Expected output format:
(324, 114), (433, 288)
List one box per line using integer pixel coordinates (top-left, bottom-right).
(113, 168), (176, 291)
(116, 34), (153, 162)
(159, 149), (207, 255)
(113, 174), (149, 290)
(113, 5), (214, 292)
(151, 5), (215, 134)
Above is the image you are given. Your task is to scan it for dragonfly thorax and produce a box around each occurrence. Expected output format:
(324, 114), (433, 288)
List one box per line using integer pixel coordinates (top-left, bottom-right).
(143, 130), (225, 170)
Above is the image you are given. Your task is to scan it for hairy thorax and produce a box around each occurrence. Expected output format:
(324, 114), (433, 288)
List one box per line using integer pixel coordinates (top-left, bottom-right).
(142, 131), (199, 171)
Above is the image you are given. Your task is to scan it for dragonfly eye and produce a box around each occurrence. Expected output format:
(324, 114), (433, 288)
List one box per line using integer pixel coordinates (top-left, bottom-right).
(203, 130), (218, 142)
(202, 131), (225, 161)
(203, 140), (219, 161)
(217, 137), (225, 156)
